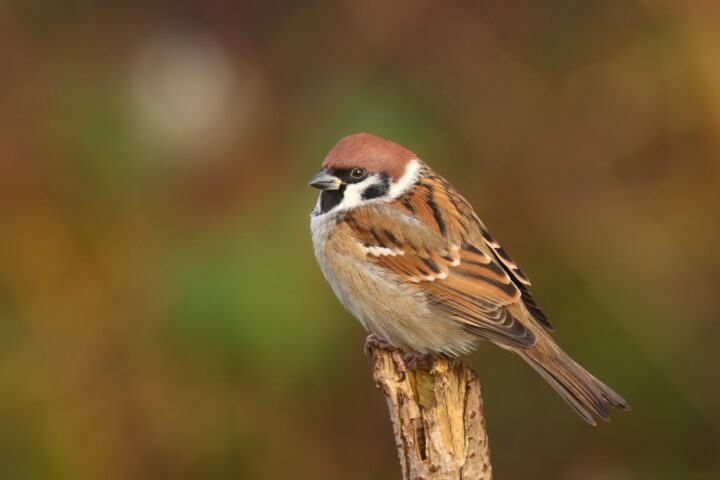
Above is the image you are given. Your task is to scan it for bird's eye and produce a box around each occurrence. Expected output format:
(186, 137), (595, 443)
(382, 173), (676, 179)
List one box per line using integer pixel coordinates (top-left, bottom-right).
(350, 168), (367, 179)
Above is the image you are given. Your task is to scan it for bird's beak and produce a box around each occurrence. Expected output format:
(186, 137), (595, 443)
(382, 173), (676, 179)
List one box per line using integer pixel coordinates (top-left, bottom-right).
(308, 170), (342, 190)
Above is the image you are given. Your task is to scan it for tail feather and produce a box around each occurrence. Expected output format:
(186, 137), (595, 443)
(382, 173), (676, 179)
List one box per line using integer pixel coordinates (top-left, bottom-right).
(519, 344), (630, 425)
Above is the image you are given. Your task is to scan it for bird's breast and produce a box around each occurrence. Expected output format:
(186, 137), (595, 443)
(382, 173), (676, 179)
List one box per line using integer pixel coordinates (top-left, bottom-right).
(310, 213), (474, 354)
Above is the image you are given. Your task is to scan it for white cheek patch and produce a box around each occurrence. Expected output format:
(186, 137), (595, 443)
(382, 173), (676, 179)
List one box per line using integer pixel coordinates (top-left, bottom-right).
(389, 159), (421, 198)
(333, 174), (388, 212)
(314, 161), (420, 216)
(313, 177), (379, 216)
(335, 181), (367, 211)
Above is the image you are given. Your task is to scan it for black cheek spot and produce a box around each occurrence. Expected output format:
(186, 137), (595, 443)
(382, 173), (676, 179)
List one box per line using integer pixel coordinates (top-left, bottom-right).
(361, 185), (386, 200)
(361, 175), (390, 201)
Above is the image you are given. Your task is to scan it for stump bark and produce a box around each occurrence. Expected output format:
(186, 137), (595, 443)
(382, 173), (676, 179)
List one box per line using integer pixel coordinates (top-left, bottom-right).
(370, 348), (492, 480)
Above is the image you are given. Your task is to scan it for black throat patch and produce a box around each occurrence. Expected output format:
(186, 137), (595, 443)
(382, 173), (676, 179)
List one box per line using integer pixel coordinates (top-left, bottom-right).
(319, 185), (346, 214)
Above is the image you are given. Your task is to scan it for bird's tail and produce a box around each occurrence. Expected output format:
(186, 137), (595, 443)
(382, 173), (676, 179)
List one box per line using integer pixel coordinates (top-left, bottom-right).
(518, 341), (630, 425)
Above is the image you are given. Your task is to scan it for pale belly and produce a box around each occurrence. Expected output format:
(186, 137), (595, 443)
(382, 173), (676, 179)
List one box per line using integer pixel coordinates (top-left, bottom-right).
(311, 214), (476, 355)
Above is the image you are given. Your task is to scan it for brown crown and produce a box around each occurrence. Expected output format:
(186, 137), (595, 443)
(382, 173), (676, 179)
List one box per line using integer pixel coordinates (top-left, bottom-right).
(322, 133), (416, 181)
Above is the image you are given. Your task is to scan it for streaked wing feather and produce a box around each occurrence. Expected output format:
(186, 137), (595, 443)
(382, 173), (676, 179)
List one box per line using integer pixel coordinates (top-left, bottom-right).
(344, 203), (537, 349)
(479, 226), (553, 331)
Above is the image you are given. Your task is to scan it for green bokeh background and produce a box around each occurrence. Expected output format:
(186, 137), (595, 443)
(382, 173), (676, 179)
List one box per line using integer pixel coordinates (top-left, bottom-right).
(1, 1), (718, 478)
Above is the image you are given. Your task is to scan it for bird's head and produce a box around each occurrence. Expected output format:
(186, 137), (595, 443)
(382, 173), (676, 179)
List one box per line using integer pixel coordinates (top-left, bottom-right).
(309, 133), (421, 215)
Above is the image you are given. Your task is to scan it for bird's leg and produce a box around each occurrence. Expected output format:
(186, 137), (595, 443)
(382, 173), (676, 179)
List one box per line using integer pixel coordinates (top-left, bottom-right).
(403, 352), (434, 370)
(365, 333), (407, 380)
(364, 333), (392, 354)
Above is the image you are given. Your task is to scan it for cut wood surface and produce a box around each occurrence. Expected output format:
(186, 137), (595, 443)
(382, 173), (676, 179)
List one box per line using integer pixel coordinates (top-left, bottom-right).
(370, 347), (492, 480)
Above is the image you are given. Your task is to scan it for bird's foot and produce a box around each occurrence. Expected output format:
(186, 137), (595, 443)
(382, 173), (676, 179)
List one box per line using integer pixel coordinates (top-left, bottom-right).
(364, 334), (408, 381)
(364, 333), (393, 355)
(403, 351), (434, 370)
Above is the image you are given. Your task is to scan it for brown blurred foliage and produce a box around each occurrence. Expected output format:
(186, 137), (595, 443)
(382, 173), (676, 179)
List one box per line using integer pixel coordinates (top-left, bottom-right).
(1, 1), (719, 479)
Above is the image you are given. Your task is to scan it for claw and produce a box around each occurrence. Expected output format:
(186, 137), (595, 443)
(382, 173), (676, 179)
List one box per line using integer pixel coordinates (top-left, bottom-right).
(364, 333), (392, 355)
(403, 352), (433, 370)
(391, 349), (407, 381)
(365, 334), (407, 381)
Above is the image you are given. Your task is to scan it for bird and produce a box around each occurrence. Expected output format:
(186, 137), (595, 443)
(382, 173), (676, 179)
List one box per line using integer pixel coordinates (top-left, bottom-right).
(309, 132), (629, 425)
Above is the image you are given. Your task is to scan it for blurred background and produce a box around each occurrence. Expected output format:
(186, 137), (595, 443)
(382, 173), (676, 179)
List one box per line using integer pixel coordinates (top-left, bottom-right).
(1, 1), (719, 479)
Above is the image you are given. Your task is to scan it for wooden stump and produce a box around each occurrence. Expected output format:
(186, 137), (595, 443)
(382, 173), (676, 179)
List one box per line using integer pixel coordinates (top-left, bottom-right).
(370, 348), (492, 480)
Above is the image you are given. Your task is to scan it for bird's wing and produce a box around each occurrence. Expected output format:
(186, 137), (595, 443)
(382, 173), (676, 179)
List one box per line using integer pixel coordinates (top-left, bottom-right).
(478, 226), (553, 331)
(344, 197), (542, 349)
(392, 172), (552, 331)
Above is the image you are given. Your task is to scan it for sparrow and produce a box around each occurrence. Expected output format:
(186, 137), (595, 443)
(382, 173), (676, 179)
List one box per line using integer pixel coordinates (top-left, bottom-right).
(309, 133), (629, 424)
